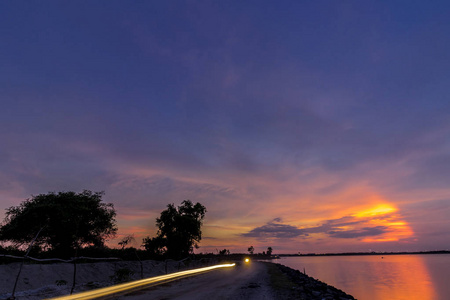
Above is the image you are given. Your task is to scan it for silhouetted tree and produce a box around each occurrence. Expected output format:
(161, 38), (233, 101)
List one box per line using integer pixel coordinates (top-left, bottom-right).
(219, 249), (230, 255)
(0, 191), (117, 257)
(267, 246), (273, 256)
(118, 234), (135, 250)
(142, 200), (206, 259)
(248, 246), (254, 255)
(142, 236), (166, 256)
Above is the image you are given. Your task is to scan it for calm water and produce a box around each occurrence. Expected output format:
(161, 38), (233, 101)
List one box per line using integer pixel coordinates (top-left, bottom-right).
(277, 254), (450, 300)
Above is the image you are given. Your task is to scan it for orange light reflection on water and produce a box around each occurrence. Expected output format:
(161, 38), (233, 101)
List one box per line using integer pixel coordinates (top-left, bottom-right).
(281, 255), (438, 300)
(361, 255), (437, 300)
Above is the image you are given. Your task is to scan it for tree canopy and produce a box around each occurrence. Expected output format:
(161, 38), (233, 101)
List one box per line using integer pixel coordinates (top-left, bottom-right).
(0, 190), (117, 257)
(143, 200), (206, 259)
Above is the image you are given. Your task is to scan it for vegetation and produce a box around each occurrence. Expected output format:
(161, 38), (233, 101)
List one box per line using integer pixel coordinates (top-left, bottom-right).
(142, 200), (206, 259)
(142, 236), (165, 257)
(55, 279), (67, 286)
(266, 262), (297, 292)
(219, 249), (230, 255)
(0, 190), (278, 262)
(118, 234), (135, 250)
(0, 190), (117, 257)
(110, 267), (134, 283)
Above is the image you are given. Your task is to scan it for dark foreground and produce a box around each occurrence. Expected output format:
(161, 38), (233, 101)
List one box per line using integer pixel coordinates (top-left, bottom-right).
(121, 261), (355, 300)
(0, 260), (355, 299)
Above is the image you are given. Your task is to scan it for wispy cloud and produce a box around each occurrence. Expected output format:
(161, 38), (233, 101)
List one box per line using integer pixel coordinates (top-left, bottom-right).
(242, 219), (306, 238)
(1, 1), (450, 253)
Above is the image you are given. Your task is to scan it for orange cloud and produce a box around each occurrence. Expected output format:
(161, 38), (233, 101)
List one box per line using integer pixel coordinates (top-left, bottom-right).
(354, 204), (415, 243)
(240, 202), (414, 248)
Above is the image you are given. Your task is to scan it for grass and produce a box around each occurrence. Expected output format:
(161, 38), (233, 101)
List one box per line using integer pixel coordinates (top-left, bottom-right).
(265, 263), (297, 291)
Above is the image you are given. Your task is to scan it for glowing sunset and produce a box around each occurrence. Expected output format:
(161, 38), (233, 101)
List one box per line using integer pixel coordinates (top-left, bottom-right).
(1, 1), (449, 257)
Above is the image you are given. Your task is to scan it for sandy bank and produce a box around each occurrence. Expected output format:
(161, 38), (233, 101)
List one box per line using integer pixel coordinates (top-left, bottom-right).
(0, 259), (200, 299)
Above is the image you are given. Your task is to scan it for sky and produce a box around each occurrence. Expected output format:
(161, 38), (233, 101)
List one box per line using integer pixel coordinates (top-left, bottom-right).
(1, 1), (450, 254)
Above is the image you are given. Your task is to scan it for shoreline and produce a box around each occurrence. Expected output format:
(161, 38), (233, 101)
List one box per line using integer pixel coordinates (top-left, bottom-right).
(279, 250), (450, 257)
(265, 262), (355, 299)
(0, 260), (356, 299)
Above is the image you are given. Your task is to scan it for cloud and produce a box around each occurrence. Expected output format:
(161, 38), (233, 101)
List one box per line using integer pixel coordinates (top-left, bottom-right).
(242, 212), (401, 242)
(242, 218), (306, 238)
(328, 226), (388, 239)
(109, 174), (237, 211)
(1, 1), (448, 253)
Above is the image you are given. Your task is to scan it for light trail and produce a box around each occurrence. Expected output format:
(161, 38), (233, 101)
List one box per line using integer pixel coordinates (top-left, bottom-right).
(47, 263), (236, 300)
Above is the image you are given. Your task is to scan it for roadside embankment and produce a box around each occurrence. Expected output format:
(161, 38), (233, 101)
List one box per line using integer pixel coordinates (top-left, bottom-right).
(0, 260), (356, 299)
(0, 259), (212, 299)
(266, 262), (356, 299)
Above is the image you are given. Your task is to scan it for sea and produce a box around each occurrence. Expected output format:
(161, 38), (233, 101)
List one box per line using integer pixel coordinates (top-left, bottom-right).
(275, 254), (450, 300)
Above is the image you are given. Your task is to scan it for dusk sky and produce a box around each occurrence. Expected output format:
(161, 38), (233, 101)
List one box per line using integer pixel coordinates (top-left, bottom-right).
(1, 1), (450, 254)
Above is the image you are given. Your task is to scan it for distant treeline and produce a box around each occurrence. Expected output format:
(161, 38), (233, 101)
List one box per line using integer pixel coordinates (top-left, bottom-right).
(0, 245), (277, 265)
(281, 250), (450, 257)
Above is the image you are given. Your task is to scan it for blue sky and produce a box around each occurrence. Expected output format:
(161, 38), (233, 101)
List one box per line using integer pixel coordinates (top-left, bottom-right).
(1, 1), (450, 253)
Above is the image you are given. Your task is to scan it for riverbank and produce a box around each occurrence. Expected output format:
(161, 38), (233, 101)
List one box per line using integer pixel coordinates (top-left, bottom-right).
(267, 262), (355, 299)
(0, 260), (355, 299)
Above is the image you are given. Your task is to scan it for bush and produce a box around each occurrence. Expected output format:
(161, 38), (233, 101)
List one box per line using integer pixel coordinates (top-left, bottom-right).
(110, 268), (134, 283)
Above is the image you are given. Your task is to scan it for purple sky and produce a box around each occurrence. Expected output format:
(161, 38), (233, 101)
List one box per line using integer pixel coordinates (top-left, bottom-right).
(1, 1), (450, 253)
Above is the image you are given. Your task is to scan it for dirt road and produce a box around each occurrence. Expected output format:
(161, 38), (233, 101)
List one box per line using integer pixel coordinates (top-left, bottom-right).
(121, 262), (274, 300)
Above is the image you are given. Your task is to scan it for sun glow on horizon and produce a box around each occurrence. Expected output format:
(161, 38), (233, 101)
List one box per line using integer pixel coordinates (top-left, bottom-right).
(353, 203), (414, 243)
(353, 204), (397, 218)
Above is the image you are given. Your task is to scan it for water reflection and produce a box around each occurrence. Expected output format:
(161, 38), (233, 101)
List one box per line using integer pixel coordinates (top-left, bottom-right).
(280, 255), (446, 300)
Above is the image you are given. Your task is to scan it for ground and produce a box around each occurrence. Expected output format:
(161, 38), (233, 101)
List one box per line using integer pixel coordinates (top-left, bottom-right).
(122, 261), (274, 300)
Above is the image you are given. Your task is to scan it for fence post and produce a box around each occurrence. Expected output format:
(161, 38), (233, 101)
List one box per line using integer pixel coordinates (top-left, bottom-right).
(134, 250), (144, 279)
(9, 226), (45, 300)
(70, 258), (77, 295)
